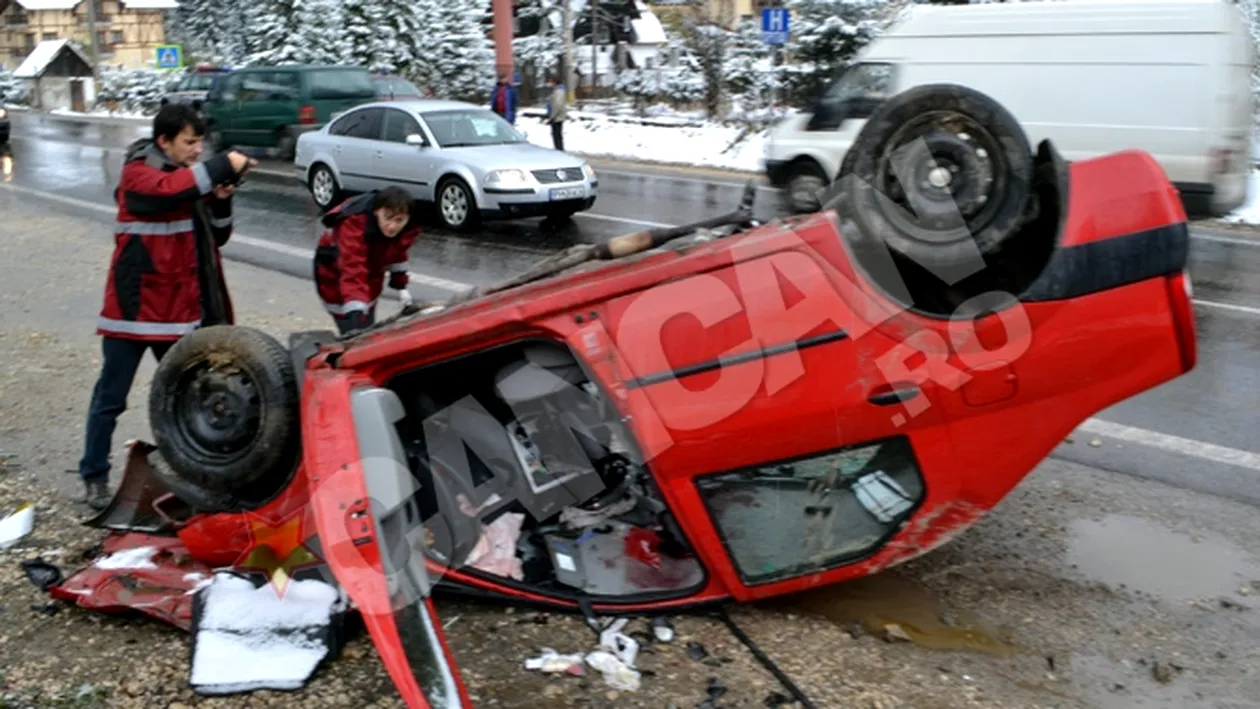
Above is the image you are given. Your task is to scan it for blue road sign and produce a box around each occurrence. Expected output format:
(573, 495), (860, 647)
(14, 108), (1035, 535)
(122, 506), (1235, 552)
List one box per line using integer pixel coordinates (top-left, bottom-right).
(762, 7), (790, 45)
(155, 44), (183, 70)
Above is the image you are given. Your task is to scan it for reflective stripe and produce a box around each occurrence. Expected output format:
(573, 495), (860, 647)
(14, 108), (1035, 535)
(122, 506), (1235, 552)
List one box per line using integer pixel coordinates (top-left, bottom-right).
(387, 262), (408, 273)
(98, 317), (200, 337)
(116, 219), (194, 235)
(211, 216), (232, 229)
(192, 162), (212, 195)
(323, 299), (375, 315)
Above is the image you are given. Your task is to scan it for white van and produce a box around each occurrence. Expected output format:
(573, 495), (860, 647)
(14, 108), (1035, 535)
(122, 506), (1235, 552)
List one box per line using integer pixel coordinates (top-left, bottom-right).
(763, 0), (1255, 218)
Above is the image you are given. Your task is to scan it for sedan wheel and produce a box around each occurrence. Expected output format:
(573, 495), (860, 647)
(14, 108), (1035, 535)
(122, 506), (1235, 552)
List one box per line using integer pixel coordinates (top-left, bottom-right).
(438, 179), (477, 231)
(309, 165), (340, 211)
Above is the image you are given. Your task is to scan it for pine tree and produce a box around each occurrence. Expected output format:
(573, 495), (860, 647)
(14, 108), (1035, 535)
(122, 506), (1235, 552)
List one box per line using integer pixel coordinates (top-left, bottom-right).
(344, 0), (403, 73)
(297, 0), (351, 64)
(724, 16), (776, 115)
(420, 0), (496, 101)
(0, 68), (22, 105)
(375, 0), (426, 79)
(178, 0), (247, 65)
(245, 0), (302, 65)
(513, 0), (565, 87)
(783, 0), (886, 100)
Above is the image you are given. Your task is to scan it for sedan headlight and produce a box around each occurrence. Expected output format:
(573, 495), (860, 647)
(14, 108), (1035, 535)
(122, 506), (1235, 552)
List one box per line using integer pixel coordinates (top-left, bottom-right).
(485, 169), (531, 187)
(0, 108), (8, 120)
(581, 163), (595, 179)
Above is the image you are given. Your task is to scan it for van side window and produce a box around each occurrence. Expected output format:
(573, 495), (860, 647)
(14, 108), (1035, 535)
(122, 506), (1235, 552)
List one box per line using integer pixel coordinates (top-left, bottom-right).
(809, 63), (894, 131)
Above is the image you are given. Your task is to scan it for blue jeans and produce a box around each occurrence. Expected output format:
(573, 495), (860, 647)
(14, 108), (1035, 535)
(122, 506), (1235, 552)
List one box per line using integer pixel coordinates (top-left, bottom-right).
(78, 337), (172, 483)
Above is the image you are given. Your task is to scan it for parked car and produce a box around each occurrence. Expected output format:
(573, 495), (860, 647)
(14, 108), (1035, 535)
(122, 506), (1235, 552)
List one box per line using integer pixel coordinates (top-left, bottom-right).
(159, 64), (231, 111)
(202, 64), (378, 160)
(50, 84), (1199, 708)
(764, 0), (1254, 218)
(294, 99), (598, 230)
(373, 74), (424, 100)
(0, 105), (9, 144)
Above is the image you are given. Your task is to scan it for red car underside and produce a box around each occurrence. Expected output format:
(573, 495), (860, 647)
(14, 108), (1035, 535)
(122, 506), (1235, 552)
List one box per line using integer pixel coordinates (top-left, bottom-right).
(52, 148), (1196, 708)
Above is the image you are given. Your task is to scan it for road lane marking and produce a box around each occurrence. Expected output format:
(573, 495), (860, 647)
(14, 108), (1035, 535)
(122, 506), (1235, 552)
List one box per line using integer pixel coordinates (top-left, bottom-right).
(1192, 232), (1260, 247)
(5, 178), (1258, 469)
(1077, 419), (1260, 473)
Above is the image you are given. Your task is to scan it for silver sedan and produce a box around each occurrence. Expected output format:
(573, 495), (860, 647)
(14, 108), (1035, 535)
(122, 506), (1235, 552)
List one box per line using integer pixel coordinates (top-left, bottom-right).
(293, 99), (598, 231)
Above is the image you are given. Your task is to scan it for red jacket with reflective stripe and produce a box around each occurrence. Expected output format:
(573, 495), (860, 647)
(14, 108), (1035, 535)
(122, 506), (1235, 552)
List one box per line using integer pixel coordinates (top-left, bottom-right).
(99, 139), (237, 341)
(314, 193), (420, 316)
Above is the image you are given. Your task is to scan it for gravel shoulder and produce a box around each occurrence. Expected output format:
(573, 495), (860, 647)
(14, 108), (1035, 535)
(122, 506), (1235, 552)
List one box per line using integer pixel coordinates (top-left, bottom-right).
(1, 191), (1258, 709)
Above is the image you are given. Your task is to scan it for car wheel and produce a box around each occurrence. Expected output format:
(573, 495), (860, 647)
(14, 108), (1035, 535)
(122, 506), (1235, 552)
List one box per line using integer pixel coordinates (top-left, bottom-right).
(207, 127), (224, 151)
(148, 325), (301, 505)
(275, 131), (297, 161)
(436, 177), (479, 232)
(309, 164), (341, 211)
(784, 159), (828, 214)
(831, 82), (1034, 272)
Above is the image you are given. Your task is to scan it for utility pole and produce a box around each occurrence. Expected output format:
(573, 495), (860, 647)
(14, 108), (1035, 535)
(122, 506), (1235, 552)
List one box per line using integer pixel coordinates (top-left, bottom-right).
(85, 0), (100, 76)
(562, 0), (574, 99)
(590, 0), (598, 92)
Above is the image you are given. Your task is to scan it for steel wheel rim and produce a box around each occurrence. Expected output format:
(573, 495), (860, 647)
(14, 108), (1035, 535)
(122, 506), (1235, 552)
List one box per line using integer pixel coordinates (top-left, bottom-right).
(312, 169), (333, 205)
(441, 185), (468, 225)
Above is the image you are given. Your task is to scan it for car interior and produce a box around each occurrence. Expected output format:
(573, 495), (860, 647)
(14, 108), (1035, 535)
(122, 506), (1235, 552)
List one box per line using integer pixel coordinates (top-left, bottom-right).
(376, 339), (707, 601)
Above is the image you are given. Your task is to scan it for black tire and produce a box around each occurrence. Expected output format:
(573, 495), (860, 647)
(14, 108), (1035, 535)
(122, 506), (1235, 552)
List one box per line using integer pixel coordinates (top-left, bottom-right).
(308, 163), (342, 212)
(830, 83), (1034, 271)
(435, 176), (480, 232)
(148, 325), (301, 502)
(783, 158), (829, 214)
(276, 129), (297, 161)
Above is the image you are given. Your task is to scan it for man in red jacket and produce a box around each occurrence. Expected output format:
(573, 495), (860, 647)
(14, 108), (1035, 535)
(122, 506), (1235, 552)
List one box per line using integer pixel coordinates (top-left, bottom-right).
(77, 103), (255, 510)
(314, 187), (422, 335)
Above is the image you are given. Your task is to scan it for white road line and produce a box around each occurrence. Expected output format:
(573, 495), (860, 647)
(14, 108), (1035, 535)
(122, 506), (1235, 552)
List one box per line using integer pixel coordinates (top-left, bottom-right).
(1077, 419), (1260, 473)
(1195, 299), (1260, 316)
(1192, 232), (1260, 247)
(575, 212), (675, 229)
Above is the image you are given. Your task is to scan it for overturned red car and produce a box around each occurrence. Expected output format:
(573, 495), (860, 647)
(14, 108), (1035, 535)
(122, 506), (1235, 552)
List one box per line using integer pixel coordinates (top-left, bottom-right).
(51, 85), (1197, 707)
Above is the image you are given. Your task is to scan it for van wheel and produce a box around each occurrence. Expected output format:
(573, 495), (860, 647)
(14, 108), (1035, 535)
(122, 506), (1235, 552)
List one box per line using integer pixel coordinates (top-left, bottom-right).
(276, 130), (297, 161)
(832, 83), (1034, 272)
(784, 159), (829, 213)
(148, 325), (301, 505)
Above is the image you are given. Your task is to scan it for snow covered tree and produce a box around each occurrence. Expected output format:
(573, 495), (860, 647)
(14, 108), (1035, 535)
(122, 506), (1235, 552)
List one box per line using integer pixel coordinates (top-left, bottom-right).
(374, 0), (428, 80)
(514, 0), (566, 90)
(420, 0), (496, 101)
(723, 16), (776, 118)
(242, 0), (352, 66)
(783, 0), (886, 100)
(176, 0), (248, 65)
(297, 0), (352, 65)
(0, 69), (24, 105)
(683, 22), (729, 118)
(344, 0), (406, 73)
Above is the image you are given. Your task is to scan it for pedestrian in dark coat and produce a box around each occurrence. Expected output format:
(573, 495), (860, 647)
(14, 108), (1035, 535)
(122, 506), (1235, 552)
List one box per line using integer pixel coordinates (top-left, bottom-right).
(314, 187), (422, 335)
(490, 70), (518, 124)
(78, 103), (255, 510)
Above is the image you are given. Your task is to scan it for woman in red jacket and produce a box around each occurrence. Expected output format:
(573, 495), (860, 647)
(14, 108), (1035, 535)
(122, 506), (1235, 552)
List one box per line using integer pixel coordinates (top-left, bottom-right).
(314, 187), (422, 335)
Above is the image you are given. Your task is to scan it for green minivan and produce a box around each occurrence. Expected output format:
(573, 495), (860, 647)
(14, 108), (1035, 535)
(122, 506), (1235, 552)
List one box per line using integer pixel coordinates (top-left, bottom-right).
(202, 65), (378, 160)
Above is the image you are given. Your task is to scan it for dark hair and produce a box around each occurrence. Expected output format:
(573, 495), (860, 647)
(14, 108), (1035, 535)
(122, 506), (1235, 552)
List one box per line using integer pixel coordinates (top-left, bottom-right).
(153, 103), (207, 143)
(373, 186), (413, 213)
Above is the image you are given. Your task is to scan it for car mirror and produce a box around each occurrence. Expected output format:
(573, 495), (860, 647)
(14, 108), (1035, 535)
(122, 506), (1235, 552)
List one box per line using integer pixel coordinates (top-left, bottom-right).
(405, 134), (427, 147)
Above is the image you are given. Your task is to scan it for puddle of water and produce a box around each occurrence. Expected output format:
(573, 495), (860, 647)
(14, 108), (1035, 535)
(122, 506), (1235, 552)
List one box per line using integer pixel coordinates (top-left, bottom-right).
(1066, 515), (1260, 601)
(763, 571), (1018, 656)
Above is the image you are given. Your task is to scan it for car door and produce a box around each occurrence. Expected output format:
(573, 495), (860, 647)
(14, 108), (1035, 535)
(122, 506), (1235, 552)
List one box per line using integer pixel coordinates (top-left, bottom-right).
(207, 72), (244, 142)
(302, 368), (472, 708)
(327, 107), (385, 193)
(233, 70), (299, 148)
(376, 107), (438, 200)
(595, 233), (961, 601)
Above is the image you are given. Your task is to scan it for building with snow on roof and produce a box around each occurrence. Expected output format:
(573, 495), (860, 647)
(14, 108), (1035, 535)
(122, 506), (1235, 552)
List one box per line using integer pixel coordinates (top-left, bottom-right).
(11, 37), (94, 110)
(1, 0), (177, 72)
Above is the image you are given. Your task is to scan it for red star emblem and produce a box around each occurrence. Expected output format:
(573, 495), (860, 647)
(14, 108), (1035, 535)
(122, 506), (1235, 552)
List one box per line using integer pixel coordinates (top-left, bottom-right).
(234, 508), (324, 599)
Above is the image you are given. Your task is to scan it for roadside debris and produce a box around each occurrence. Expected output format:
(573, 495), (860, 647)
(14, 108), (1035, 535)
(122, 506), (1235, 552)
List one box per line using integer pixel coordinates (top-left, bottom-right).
(0, 502), (34, 549)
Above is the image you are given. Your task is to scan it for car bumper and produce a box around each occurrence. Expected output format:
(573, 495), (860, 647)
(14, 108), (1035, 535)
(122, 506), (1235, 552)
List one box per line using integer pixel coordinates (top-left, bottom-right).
(479, 179), (599, 217)
(0, 119), (9, 142)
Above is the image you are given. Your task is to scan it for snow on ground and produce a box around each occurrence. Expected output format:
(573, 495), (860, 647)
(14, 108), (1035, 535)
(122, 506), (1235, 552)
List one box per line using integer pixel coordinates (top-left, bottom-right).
(1220, 169), (1260, 225)
(515, 108), (768, 173)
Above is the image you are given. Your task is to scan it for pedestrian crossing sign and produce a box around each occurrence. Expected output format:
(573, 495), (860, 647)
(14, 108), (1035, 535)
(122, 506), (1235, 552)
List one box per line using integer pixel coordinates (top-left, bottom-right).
(155, 44), (183, 71)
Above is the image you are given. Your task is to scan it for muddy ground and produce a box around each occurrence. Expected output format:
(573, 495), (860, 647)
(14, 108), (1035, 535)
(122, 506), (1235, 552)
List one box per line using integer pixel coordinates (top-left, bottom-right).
(1, 196), (1258, 709)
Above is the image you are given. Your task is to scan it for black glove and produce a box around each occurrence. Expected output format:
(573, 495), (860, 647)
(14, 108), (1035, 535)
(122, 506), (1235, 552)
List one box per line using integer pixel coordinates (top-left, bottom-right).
(388, 271), (409, 290)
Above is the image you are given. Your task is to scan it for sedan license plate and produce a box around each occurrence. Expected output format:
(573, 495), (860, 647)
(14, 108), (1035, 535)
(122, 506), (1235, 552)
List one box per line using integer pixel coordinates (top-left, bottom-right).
(549, 187), (585, 201)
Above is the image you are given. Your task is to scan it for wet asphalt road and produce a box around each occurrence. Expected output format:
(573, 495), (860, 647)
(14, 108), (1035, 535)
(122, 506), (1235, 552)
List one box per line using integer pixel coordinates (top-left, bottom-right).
(3, 110), (1259, 506)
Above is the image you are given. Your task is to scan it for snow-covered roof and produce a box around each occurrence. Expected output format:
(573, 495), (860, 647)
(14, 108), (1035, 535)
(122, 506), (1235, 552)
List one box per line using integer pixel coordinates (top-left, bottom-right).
(13, 38), (91, 78)
(14, 1), (80, 10)
(13, 0), (177, 10)
(630, 13), (667, 45)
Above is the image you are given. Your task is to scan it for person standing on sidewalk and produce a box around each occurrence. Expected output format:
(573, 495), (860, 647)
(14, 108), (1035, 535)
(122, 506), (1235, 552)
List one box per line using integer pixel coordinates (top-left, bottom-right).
(490, 70), (518, 124)
(313, 187), (423, 336)
(78, 103), (255, 511)
(545, 75), (568, 151)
